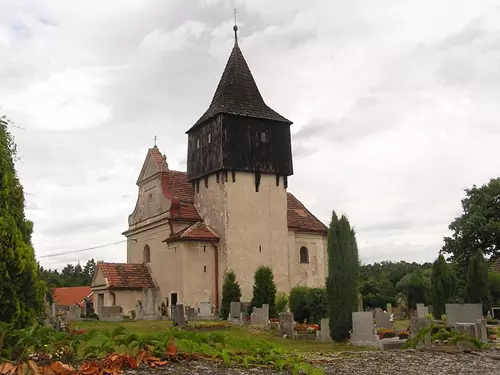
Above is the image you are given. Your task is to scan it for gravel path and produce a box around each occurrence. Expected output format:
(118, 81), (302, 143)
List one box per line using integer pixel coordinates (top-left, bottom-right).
(125, 348), (500, 374)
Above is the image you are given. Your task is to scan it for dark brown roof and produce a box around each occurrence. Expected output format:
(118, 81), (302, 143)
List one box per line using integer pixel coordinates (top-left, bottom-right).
(287, 193), (328, 234)
(188, 43), (291, 131)
(96, 262), (155, 289)
(164, 222), (219, 243)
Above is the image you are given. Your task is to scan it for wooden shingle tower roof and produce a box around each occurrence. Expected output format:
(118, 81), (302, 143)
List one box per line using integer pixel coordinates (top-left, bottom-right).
(188, 26), (291, 132)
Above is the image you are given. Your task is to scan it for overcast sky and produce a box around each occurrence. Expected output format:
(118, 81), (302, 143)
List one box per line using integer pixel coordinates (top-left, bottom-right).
(1, 0), (499, 269)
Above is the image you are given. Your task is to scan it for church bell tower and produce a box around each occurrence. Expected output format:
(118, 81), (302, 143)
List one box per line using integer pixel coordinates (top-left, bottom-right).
(186, 24), (293, 300)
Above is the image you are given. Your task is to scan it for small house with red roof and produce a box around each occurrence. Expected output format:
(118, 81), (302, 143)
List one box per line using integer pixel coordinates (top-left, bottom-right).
(52, 286), (93, 308)
(92, 26), (328, 317)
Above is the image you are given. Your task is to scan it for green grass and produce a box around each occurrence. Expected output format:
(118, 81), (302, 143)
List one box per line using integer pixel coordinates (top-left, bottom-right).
(75, 320), (373, 353)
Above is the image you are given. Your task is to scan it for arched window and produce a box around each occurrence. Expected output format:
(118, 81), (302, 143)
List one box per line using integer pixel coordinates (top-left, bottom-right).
(143, 245), (151, 263)
(299, 246), (309, 264)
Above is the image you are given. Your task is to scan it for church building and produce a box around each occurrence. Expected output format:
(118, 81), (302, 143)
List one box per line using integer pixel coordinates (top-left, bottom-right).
(91, 26), (328, 317)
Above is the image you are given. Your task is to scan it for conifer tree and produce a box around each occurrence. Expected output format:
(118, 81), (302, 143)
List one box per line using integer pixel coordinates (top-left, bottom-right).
(466, 249), (490, 313)
(0, 115), (46, 327)
(220, 270), (242, 319)
(431, 254), (455, 317)
(326, 211), (359, 342)
(251, 266), (277, 317)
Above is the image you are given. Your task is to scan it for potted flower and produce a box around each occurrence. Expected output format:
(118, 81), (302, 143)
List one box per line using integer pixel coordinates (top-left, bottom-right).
(398, 330), (409, 340)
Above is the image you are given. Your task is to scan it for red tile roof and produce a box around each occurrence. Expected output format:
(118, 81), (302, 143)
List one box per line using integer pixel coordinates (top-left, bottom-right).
(51, 286), (92, 307)
(287, 193), (328, 234)
(170, 202), (202, 221)
(149, 146), (169, 172)
(167, 170), (196, 202)
(96, 262), (155, 289)
(165, 222), (219, 243)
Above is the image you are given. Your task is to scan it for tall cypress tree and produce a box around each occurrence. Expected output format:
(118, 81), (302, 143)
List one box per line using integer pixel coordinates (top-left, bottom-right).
(327, 211), (359, 342)
(0, 115), (46, 327)
(220, 270), (242, 319)
(466, 249), (490, 313)
(431, 255), (455, 317)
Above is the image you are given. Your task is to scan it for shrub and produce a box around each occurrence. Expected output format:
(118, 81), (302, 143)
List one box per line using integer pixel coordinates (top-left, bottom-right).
(220, 270), (242, 319)
(251, 266), (277, 317)
(289, 287), (310, 322)
(309, 288), (328, 324)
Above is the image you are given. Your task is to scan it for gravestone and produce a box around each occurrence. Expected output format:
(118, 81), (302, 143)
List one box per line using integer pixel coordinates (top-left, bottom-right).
(187, 307), (197, 321)
(67, 305), (82, 321)
(262, 304), (270, 323)
(455, 323), (477, 343)
(279, 312), (294, 337)
(230, 302), (241, 319)
(319, 318), (332, 342)
(475, 319), (488, 343)
(375, 311), (390, 329)
(100, 306), (123, 322)
(351, 312), (376, 343)
(410, 318), (431, 348)
(416, 304), (429, 318)
(251, 305), (269, 325)
(445, 304), (482, 326)
(199, 302), (212, 317)
(173, 304), (186, 327)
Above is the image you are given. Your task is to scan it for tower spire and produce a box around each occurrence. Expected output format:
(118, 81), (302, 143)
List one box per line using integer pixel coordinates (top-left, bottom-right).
(233, 8), (238, 45)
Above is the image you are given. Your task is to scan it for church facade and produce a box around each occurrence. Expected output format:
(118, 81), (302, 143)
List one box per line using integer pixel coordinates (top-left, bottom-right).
(91, 33), (328, 316)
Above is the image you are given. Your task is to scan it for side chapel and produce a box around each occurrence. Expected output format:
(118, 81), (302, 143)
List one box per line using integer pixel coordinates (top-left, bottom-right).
(91, 26), (328, 316)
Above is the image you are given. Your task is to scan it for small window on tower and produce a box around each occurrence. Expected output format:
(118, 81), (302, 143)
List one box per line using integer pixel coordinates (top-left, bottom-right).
(196, 139), (200, 149)
(208, 133), (211, 143)
(204, 266), (207, 273)
(260, 131), (268, 142)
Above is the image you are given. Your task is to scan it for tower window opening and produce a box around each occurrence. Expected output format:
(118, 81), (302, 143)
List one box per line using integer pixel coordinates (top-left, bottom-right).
(299, 246), (309, 264)
(204, 265), (207, 273)
(143, 245), (151, 263)
(260, 131), (268, 142)
(197, 139), (200, 149)
(259, 245), (262, 253)
(208, 133), (211, 143)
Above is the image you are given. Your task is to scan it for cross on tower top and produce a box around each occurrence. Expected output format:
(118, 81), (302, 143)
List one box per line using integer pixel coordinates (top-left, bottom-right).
(154, 135), (157, 147)
(233, 8), (238, 44)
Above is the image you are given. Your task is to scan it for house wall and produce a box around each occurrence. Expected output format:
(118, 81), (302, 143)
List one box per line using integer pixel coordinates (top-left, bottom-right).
(287, 231), (328, 289)
(181, 241), (217, 309)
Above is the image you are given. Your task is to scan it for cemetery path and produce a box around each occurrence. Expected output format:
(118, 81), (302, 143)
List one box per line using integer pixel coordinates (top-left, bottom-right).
(316, 349), (500, 374)
(124, 349), (500, 374)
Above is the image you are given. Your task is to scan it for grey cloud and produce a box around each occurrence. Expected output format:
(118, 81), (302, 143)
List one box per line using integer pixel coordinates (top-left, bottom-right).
(2, 0), (500, 269)
(41, 215), (124, 237)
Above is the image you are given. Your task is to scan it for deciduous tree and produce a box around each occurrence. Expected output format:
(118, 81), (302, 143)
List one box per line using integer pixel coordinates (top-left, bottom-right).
(441, 178), (500, 279)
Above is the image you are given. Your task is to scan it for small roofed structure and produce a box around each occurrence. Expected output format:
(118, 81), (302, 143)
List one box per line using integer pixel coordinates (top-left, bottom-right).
(91, 262), (158, 317)
(51, 286), (93, 309)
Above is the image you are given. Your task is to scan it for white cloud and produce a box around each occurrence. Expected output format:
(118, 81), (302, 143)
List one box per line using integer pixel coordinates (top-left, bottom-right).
(1, 0), (499, 268)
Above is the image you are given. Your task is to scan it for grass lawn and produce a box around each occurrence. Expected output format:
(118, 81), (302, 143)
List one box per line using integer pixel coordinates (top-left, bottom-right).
(75, 320), (373, 353)
(394, 319), (410, 331)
